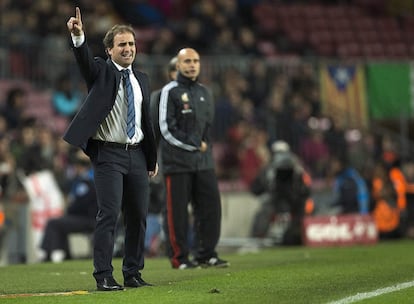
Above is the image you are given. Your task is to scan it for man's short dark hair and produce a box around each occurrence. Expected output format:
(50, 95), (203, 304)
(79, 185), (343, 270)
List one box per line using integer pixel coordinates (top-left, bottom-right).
(103, 24), (135, 50)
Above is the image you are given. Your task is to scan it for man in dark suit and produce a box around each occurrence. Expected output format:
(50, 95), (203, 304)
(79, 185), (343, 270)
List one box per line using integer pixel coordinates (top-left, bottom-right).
(65, 7), (158, 291)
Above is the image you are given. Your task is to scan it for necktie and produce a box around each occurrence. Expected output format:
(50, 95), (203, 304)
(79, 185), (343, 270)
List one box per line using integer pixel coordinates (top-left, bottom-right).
(122, 69), (135, 139)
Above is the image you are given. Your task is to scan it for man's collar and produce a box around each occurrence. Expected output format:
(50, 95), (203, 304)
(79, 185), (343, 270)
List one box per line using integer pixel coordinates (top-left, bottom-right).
(112, 60), (132, 72)
(177, 72), (197, 85)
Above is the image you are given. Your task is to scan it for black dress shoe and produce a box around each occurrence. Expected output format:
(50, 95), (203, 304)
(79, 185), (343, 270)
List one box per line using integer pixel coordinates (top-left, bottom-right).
(124, 276), (154, 288)
(96, 277), (124, 291)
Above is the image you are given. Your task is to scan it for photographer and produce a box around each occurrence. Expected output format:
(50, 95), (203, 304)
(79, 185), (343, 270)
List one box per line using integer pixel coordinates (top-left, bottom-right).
(250, 141), (313, 245)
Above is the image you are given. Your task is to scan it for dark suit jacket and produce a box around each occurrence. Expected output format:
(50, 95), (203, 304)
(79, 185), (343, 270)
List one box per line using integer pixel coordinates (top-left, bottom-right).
(149, 89), (161, 145)
(63, 38), (157, 171)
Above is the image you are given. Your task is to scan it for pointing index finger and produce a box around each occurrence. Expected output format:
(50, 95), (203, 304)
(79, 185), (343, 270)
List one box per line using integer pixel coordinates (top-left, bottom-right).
(75, 6), (81, 21)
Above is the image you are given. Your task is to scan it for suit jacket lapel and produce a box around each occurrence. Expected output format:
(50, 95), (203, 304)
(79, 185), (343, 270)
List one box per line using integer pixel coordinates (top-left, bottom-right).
(134, 71), (148, 103)
(107, 59), (122, 90)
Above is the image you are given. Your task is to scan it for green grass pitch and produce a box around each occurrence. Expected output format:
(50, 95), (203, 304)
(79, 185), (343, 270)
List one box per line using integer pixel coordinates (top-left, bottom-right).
(1, 239), (414, 303)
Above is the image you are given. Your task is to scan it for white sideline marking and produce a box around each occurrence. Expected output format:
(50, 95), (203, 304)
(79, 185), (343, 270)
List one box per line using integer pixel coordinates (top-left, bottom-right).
(327, 280), (414, 304)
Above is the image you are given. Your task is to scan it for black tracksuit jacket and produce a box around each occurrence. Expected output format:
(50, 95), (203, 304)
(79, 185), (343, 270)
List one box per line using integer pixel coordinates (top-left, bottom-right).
(158, 73), (215, 174)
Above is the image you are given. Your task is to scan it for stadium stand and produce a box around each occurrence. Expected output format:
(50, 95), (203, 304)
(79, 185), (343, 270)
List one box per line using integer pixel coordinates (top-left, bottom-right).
(252, 1), (414, 59)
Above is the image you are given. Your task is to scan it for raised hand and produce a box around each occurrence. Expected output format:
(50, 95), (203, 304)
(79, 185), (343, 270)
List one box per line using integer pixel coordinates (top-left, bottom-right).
(67, 7), (83, 36)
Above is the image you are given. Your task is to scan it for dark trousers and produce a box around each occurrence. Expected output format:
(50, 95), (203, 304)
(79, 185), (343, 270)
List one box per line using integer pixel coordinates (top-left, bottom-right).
(40, 215), (95, 258)
(89, 144), (149, 281)
(163, 169), (221, 268)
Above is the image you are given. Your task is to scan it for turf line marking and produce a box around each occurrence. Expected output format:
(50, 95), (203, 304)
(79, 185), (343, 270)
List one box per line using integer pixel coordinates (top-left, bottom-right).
(327, 280), (414, 304)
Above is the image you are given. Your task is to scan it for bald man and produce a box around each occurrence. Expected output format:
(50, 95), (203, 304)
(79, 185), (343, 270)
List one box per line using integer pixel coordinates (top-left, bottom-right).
(158, 48), (229, 269)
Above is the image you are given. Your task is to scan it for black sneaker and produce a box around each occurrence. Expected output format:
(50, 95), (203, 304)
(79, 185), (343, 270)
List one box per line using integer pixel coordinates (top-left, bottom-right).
(198, 257), (230, 268)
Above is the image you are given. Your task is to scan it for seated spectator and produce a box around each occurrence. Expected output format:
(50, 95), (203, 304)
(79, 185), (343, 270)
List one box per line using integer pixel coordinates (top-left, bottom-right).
(328, 155), (370, 215)
(384, 157), (407, 213)
(370, 161), (405, 239)
(402, 159), (414, 238)
(376, 152), (409, 238)
(323, 116), (347, 161)
(52, 74), (83, 120)
(38, 151), (97, 263)
(238, 126), (270, 187)
(11, 119), (49, 175)
(299, 129), (330, 178)
(1, 86), (27, 131)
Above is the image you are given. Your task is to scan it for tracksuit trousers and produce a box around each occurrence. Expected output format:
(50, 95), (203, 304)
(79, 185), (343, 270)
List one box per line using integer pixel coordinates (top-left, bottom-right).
(163, 169), (221, 268)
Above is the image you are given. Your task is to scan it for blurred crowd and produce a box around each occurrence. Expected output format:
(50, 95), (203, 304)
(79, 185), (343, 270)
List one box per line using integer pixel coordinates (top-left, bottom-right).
(0, 0), (264, 86)
(0, 0), (414, 262)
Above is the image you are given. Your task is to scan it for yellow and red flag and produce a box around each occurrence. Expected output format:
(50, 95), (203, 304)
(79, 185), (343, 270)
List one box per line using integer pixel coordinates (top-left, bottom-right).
(320, 65), (369, 129)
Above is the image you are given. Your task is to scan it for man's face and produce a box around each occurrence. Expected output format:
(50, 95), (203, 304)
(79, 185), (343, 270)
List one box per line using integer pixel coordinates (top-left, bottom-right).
(177, 49), (200, 81)
(107, 32), (136, 68)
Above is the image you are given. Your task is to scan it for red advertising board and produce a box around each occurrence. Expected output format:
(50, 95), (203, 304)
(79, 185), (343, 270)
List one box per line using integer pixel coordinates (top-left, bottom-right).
(302, 214), (378, 247)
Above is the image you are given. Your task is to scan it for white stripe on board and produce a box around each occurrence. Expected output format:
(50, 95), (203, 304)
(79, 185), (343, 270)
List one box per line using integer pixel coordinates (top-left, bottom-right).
(327, 280), (414, 304)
